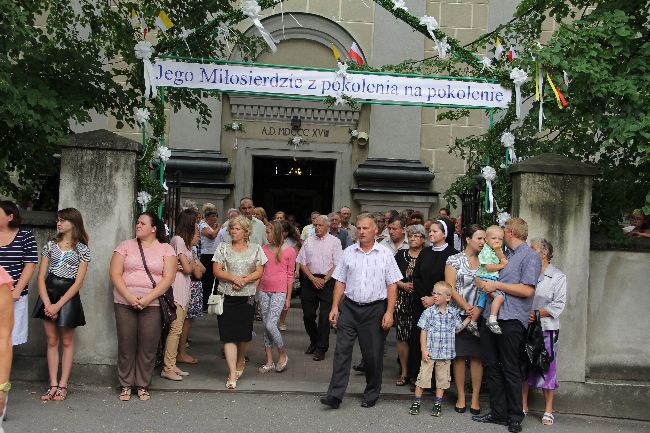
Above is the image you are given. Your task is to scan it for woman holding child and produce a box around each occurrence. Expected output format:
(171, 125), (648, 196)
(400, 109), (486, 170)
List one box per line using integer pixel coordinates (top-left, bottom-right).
(444, 224), (486, 415)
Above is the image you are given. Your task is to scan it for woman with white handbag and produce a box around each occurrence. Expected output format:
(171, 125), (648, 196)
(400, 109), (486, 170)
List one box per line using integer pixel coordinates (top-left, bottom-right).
(212, 215), (267, 390)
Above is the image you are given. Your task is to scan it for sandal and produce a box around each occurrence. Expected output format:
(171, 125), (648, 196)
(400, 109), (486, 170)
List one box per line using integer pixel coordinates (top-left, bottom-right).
(542, 412), (554, 426)
(119, 387), (132, 401)
(41, 386), (58, 401)
(395, 376), (407, 386)
(52, 386), (68, 401)
(409, 400), (421, 415)
(226, 378), (237, 390)
(137, 388), (150, 401)
(235, 367), (245, 379)
(177, 355), (199, 364)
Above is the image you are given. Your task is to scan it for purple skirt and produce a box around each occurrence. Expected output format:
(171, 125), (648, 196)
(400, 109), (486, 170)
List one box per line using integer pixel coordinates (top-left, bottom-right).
(527, 330), (559, 390)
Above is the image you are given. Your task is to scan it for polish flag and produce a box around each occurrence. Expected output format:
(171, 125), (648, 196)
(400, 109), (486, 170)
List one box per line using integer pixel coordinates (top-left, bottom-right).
(348, 42), (365, 66)
(507, 45), (517, 62)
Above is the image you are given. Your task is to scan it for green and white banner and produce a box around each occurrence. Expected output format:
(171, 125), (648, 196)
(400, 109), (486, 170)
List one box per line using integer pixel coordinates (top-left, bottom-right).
(154, 59), (511, 109)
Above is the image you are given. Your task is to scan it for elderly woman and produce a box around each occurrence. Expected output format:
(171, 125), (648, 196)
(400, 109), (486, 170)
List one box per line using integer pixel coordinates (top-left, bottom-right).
(109, 212), (177, 401)
(445, 224), (486, 415)
(522, 238), (567, 426)
(0, 201), (38, 347)
(393, 224), (426, 386)
(212, 215), (267, 389)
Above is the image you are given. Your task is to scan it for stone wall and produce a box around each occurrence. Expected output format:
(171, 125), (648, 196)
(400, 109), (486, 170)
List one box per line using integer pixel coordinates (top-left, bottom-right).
(587, 246), (650, 381)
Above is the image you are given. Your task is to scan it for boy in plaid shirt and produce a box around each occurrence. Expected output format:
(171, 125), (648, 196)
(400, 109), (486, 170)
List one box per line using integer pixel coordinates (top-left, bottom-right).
(409, 281), (464, 416)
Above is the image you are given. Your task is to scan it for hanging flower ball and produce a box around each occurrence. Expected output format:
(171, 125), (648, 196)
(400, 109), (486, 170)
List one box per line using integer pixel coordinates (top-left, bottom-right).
(350, 129), (359, 138)
(292, 136), (302, 146)
(134, 41), (154, 60)
(481, 165), (497, 182)
(231, 122), (240, 131)
(510, 67), (528, 86)
(134, 108), (150, 126)
(501, 132), (515, 148)
(497, 211), (511, 227)
(157, 145), (171, 163)
(137, 191), (152, 206)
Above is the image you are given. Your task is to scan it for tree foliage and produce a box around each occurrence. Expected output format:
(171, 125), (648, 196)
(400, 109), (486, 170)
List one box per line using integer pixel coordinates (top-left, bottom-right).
(0, 0), (281, 209)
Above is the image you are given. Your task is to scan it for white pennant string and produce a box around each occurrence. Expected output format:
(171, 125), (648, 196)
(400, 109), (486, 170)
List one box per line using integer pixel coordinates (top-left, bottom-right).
(217, 21), (232, 54)
(510, 67), (528, 119)
(419, 15), (440, 47)
(241, 0), (278, 53)
(537, 63), (545, 131)
(134, 41), (157, 99)
(501, 132), (517, 163)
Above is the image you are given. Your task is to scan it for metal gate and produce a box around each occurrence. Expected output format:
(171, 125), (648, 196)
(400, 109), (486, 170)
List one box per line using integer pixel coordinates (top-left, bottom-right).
(163, 170), (182, 234)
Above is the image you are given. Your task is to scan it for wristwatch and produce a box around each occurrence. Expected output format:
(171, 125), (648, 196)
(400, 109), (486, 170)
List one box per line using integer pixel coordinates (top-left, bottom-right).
(0, 382), (11, 392)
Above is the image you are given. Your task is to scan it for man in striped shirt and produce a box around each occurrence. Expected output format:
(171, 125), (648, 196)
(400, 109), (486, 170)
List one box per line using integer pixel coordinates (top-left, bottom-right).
(321, 213), (402, 409)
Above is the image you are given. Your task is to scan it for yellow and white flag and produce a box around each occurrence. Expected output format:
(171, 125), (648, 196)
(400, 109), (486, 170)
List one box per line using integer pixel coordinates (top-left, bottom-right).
(494, 37), (505, 60)
(155, 10), (174, 33)
(331, 43), (341, 62)
(130, 9), (139, 28)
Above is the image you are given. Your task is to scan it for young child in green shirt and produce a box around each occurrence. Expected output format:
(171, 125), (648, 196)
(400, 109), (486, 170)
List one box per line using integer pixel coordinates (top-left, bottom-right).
(465, 225), (508, 336)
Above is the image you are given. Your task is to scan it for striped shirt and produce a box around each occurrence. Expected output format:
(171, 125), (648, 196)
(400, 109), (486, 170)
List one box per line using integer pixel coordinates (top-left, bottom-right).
(43, 240), (91, 279)
(332, 242), (402, 304)
(296, 233), (342, 275)
(417, 304), (464, 360)
(0, 229), (38, 295)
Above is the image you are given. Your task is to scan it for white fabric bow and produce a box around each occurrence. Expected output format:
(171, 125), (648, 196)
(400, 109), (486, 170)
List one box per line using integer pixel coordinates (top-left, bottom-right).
(436, 37), (450, 59)
(393, 0), (408, 11)
(481, 57), (493, 71)
(336, 61), (348, 77)
(333, 92), (345, 106)
(419, 16), (440, 46)
(497, 211), (511, 228)
(510, 67), (528, 119)
(241, 0), (278, 53)
(481, 166), (497, 213)
(134, 41), (157, 99)
(156, 145), (171, 163)
(134, 108), (150, 126)
(137, 191), (152, 207)
(500, 132), (517, 164)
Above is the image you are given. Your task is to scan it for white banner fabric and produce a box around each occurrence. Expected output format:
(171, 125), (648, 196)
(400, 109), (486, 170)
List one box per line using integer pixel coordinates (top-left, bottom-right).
(154, 60), (511, 109)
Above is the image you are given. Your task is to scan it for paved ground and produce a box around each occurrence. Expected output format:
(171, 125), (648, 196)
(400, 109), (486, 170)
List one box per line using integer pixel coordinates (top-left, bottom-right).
(7, 299), (650, 432)
(5, 386), (650, 433)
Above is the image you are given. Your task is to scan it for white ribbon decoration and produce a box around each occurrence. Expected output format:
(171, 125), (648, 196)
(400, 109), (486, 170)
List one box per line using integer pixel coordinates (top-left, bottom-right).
(393, 0), (408, 12)
(419, 15), (440, 47)
(137, 191), (152, 207)
(134, 41), (157, 99)
(510, 67), (528, 119)
(481, 166), (497, 214)
(563, 70), (570, 88)
(436, 37), (450, 59)
(333, 92), (345, 106)
(156, 145), (171, 163)
(480, 57), (493, 72)
(134, 108), (150, 126)
(241, 0), (278, 53)
(501, 132), (517, 163)
(336, 61), (349, 77)
(180, 27), (195, 54)
(231, 122), (241, 150)
(217, 21), (232, 53)
(537, 63), (545, 131)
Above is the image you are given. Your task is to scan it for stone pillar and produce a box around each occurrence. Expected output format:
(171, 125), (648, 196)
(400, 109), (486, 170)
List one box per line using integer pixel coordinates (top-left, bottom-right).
(58, 130), (139, 366)
(510, 153), (598, 382)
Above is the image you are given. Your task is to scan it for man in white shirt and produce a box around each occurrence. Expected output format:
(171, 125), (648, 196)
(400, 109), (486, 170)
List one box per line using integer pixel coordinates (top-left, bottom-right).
(320, 213), (402, 409)
(220, 198), (268, 245)
(339, 206), (357, 242)
(300, 210), (321, 241)
(379, 216), (409, 255)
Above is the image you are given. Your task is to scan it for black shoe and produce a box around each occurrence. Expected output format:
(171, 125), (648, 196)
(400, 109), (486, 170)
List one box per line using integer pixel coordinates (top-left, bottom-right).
(352, 361), (365, 372)
(431, 403), (442, 417)
(312, 352), (325, 361)
(508, 420), (523, 433)
(320, 395), (341, 409)
(470, 407), (481, 415)
(472, 413), (508, 425)
(454, 406), (466, 413)
(360, 399), (377, 408)
(305, 344), (316, 355)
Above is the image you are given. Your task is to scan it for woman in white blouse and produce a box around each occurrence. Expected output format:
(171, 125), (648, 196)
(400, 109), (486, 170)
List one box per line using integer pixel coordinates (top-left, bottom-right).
(522, 238), (567, 426)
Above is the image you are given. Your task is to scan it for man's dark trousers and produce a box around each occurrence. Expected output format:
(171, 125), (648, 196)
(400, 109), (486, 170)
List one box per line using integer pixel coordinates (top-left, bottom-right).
(327, 298), (386, 403)
(300, 274), (334, 354)
(480, 319), (526, 423)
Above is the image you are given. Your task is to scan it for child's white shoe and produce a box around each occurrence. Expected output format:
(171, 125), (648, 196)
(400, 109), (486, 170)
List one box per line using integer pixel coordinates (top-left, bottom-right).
(466, 321), (480, 337)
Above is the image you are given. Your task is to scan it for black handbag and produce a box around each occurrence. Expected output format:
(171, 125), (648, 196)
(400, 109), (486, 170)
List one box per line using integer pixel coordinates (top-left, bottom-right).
(137, 239), (177, 327)
(522, 310), (552, 378)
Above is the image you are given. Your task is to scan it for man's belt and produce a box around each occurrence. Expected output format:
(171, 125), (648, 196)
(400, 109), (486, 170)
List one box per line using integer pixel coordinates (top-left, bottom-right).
(345, 297), (385, 307)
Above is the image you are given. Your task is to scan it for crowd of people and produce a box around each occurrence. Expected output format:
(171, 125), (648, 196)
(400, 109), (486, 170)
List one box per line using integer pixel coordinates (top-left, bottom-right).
(0, 196), (578, 432)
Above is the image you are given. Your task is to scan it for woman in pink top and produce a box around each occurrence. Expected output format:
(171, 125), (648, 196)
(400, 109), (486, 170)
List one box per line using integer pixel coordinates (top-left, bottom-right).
(257, 220), (296, 373)
(109, 212), (176, 402)
(0, 266), (13, 421)
(161, 209), (199, 381)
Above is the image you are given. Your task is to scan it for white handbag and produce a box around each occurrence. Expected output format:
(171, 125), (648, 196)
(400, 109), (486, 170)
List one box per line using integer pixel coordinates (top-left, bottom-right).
(207, 280), (224, 315)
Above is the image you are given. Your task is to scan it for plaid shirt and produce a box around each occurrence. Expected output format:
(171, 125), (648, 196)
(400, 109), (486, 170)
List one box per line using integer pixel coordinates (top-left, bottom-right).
(417, 304), (464, 360)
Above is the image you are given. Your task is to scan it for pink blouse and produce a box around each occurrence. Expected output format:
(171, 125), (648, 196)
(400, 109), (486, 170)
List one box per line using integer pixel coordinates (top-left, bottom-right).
(259, 245), (297, 293)
(113, 239), (176, 306)
(169, 236), (192, 309)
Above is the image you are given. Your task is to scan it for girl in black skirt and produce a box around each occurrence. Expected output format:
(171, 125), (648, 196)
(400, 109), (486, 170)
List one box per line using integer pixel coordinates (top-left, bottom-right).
(33, 208), (90, 401)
